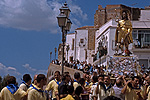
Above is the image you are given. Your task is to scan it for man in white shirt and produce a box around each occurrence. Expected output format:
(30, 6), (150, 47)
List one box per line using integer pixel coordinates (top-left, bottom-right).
(113, 75), (126, 100)
(96, 75), (115, 100)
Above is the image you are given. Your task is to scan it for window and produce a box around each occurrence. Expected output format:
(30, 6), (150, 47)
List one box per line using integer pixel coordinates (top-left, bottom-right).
(145, 34), (150, 42)
(139, 30), (150, 47)
(145, 34), (150, 46)
(72, 39), (74, 50)
(132, 31), (138, 40)
(139, 59), (148, 68)
(80, 39), (84, 43)
(132, 29), (150, 48)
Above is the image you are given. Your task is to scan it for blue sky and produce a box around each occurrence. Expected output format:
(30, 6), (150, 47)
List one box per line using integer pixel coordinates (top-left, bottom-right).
(0, 0), (149, 83)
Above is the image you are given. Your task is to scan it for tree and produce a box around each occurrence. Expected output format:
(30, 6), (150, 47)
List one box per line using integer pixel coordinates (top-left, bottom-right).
(0, 76), (2, 90)
(0, 74), (10, 91)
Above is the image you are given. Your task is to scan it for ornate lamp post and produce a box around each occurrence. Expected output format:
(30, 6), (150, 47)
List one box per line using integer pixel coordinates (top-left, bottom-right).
(57, 2), (71, 75)
(66, 44), (70, 62)
(55, 47), (57, 60)
(50, 52), (52, 63)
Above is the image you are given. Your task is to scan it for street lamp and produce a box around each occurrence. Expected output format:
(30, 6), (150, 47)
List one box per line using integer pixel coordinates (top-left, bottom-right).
(57, 2), (71, 75)
(55, 47), (57, 60)
(65, 19), (72, 31)
(59, 2), (71, 18)
(50, 52), (52, 63)
(66, 44), (70, 62)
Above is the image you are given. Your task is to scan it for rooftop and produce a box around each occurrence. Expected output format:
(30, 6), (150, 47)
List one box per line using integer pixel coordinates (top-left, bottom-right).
(76, 26), (98, 30)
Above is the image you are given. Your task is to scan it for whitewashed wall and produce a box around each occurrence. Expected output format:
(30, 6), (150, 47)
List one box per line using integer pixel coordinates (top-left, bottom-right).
(75, 29), (88, 62)
(66, 33), (75, 62)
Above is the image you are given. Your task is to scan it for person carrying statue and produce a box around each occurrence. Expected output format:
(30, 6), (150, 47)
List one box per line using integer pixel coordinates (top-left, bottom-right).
(115, 10), (133, 56)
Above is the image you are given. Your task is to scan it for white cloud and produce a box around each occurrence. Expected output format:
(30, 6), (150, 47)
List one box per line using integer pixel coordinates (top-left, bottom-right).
(7, 67), (17, 71)
(0, 63), (21, 77)
(0, 0), (88, 33)
(70, 18), (82, 31)
(0, 0), (58, 33)
(70, 5), (88, 21)
(23, 64), (37, 72)
(0, 63), (6, 69)
(23, 64), (47, 75)
(0, 63), (47, 84)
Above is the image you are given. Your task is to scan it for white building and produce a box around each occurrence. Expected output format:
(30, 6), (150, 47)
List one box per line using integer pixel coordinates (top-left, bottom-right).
(66, 26), (97, 64)
(94, 9), (150, 68)
(65, 33), (75, 62)
(65, 7), (150, 68)
(74, 27), (89, 62)
(94, 20), (117, 66)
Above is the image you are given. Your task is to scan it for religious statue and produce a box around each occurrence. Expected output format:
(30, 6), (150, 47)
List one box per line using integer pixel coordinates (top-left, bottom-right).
(115, 10), (133, 56)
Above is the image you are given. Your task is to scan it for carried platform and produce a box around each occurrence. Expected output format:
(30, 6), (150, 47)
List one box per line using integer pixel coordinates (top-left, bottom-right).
(106, 55), (142, 77)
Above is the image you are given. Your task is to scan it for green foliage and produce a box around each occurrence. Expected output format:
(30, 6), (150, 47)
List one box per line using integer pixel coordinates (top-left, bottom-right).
(0, 76), (2, 83)
(0, 74), (10, 91)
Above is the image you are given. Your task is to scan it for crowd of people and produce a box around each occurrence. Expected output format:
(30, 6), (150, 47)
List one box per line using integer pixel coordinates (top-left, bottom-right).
(51, 58), (150, 78)
(0, 67), (150, 100)
(51, 59), (106, 75)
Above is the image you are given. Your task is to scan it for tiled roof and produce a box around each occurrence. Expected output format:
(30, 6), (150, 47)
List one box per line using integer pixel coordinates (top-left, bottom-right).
(76, 26), (97, 30)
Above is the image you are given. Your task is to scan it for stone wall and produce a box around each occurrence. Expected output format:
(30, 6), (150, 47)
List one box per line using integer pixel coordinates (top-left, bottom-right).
(47, 63), (84, 79)
(94, 4), (140, 28)
(88, 28), (97, 50)
(94, 5), (106, 27)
